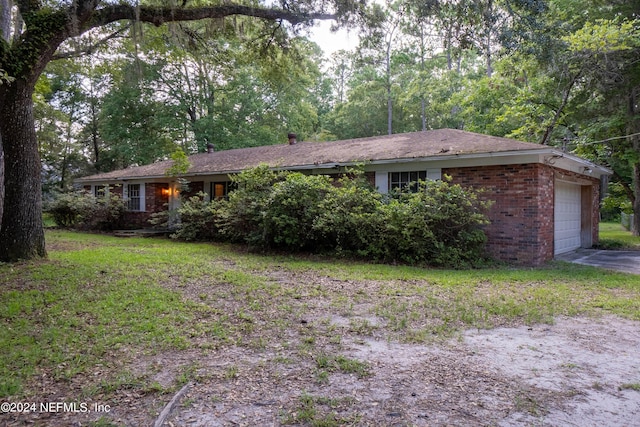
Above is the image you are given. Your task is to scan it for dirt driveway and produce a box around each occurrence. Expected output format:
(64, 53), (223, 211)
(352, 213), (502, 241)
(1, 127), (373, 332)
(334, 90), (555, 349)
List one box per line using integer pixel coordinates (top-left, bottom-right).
(161, 316), (640, 426)
(4, 264), (639, 427)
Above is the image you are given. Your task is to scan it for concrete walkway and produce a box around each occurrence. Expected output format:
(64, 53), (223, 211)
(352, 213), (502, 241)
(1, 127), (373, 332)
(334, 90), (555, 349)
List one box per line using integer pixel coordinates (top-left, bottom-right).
(556, 249), (640, 275)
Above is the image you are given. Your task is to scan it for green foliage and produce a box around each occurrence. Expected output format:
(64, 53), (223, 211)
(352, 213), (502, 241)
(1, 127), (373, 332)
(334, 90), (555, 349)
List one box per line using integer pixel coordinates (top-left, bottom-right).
(169, 193), (224, 241)
(165, 149), (192, 177)
(172, 166), (491, 267)
(47, 191), (126, 231)
(0, 68), (14, 85)
(314, 172), (383, 253)
(47, 191), (95, 228)
(384, 179), (490, 266)
(601, 182), (633, 221)
(564, 18), (639, 54)
(98, 63), (178, 170)
(265, 173), (333, 249)
(217, 165), (286, 246)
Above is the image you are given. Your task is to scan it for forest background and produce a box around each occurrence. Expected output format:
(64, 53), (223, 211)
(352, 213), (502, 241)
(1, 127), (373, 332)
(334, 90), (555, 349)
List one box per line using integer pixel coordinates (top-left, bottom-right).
(2, 0), (639, 241)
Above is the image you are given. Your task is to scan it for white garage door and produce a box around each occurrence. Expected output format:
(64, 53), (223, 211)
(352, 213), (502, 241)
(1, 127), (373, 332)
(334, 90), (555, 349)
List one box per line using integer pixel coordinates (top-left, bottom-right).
(554, 181), (582, 255)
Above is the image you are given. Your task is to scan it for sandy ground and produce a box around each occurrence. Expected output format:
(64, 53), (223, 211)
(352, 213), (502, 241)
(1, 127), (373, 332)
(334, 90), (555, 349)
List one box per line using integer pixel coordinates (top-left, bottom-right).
(2, 316), (639, 426)
(159, 316), (640, 427)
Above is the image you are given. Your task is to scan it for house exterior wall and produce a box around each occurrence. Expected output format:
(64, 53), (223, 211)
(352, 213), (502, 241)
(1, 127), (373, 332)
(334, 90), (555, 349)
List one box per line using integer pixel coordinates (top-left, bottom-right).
(445, 164), (555, 265)
(182, 181), (204, 199)
(445, 164), (601, 265)
(119, 183), (169, 229)
(79, 162), (601, 264)
(553, 169), (601, 248)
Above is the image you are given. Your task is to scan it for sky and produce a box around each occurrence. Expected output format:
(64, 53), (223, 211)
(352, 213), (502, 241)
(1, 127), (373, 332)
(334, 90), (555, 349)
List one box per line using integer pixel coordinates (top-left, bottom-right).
(309, 20), (359, 56)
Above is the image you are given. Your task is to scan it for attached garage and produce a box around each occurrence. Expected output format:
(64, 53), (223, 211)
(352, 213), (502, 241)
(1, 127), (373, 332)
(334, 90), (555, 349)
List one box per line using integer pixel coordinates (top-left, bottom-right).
(554, 181), (583, 255)
(554, 179), (596, 256)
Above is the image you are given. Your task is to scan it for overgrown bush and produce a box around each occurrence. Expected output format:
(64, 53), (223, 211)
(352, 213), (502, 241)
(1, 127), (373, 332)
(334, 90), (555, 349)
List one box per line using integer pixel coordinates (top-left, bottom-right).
(48, 191), (95, 228)
(172, 165), (492, 267)
(314, 172), (383, 254)
(371, 179), (491, 266)
(216, 165), (285, 246)
(265, 173), (333, 250)
(47, 190), (127, 230)
(168, 193), (224, 241)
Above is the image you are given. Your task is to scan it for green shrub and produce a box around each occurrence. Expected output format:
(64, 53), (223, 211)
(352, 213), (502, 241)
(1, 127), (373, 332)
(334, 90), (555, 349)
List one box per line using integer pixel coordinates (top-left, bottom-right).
(48, 191), (95, 228)
(216, 165), (285, 246)
(87, 194), (127, 231)
(173, 166), (492, 267)
(47, 191), (127, 230)
(265, 173), (333, 250)
(169, 193), (223, 241)
(314, 172), (383, 254)
(373, 179), (491, 266)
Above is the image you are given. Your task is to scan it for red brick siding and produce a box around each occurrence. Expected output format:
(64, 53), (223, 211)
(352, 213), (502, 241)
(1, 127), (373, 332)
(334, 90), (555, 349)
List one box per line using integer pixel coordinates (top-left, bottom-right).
(446, 164), (601, 265)
(117, 183), (169, 229)
(365, 171), (375, 187)
(592, 181), (600, 246)
(182, 181), (204, 199)
(146, 183), (169, 213)
(110, 185), (123, 198)
(445, 164), (554, 265)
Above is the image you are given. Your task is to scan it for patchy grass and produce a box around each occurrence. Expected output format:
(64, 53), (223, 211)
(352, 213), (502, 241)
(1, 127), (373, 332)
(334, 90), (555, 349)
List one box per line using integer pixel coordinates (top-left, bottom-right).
(282, 392), (360, 426)
(619, 383), (640, 391)
(597, 222), (640, 250)
(315, 353), (371, 378)
(1, 229), (639, 420)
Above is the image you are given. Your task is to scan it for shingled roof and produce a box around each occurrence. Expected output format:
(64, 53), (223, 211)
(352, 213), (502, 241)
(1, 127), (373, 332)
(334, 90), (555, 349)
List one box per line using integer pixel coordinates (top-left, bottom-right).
(75, 129), (572, 182)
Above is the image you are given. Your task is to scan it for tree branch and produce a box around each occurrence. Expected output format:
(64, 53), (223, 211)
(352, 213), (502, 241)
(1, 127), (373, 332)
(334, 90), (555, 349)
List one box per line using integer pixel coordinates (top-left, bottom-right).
(52, 23), (131, 60)
(89, 4), (336, 32)
(612, 170), (635, 204)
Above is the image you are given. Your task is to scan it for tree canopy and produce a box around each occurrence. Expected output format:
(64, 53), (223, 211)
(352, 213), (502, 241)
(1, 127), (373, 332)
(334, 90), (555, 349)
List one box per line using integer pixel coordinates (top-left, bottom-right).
(0, 0), (364, 262)
(1, 0), (639, 263)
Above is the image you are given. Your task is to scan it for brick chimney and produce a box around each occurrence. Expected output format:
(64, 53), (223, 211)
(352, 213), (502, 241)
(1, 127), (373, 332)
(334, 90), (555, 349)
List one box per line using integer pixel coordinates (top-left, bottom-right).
(287, 133), (297, 145)
(206, 143), (215, 153)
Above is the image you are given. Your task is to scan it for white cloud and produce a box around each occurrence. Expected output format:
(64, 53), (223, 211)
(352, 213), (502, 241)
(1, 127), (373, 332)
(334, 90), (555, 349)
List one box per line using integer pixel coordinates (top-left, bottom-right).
(309, 20), (359, 57)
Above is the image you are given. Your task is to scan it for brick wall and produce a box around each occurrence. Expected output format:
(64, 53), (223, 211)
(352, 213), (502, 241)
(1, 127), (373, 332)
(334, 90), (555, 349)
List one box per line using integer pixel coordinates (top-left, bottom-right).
(146, 182), (169, 213)
(118, 183), (169, 229)
(445, 164), (554, 265)
(181, 181), (204, 199)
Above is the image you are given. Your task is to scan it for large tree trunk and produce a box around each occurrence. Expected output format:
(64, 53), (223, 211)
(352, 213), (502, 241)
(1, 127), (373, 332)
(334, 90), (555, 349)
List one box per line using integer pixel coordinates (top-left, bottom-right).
(0, 80), (47, 261)
(629, 87), (640, 236)
(0, 135), (4, 231)
(0, 0), (11, 41)
(633, 162), (640, 236)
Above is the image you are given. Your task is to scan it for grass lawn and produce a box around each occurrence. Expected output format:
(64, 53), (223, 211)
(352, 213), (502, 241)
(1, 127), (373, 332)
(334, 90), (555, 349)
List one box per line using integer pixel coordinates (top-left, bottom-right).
(1, 230), (639, 424)
(598, 221), (640, 250)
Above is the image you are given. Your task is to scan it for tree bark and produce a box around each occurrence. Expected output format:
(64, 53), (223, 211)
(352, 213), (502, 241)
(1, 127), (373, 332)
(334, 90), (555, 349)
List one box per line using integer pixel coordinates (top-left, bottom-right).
(0, 0), (11, 41)
(0, 135), (4, 231)
(0, 80), (46, 261)
(633, 161), (640, 236)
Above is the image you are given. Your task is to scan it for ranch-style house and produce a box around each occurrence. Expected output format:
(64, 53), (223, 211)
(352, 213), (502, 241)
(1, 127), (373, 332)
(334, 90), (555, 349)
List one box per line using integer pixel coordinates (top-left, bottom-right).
(76, 129), (611, 265)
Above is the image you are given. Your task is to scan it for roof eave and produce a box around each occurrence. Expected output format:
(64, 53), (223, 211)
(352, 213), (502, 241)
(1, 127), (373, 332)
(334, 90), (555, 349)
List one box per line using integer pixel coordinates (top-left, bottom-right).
(75, 147), (612, 183)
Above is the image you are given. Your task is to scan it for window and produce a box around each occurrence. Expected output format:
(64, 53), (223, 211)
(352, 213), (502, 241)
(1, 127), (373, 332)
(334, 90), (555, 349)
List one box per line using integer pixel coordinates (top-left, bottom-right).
(126, 183), (143, 211)
(210, 181), (237, 200)
(93, 185), (107, 198)
(389, 171), (427, 192)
